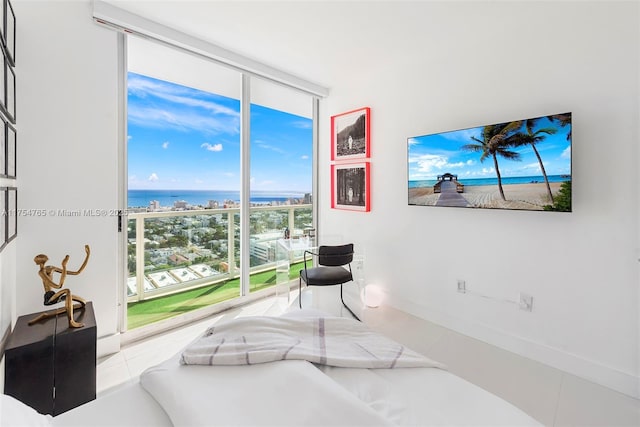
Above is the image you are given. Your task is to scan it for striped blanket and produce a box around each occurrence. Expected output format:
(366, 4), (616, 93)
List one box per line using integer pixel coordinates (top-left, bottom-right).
(180, 315), (444, 369)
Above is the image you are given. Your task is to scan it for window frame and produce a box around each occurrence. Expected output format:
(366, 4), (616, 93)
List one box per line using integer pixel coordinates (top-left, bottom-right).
(118, 33), (320, 340)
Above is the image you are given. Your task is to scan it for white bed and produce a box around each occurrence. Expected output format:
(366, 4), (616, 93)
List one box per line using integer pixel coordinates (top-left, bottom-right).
(5, 309), (541, 427)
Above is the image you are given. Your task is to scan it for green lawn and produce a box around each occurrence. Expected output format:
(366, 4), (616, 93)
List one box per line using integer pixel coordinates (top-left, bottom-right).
(127, 262), (305, 329)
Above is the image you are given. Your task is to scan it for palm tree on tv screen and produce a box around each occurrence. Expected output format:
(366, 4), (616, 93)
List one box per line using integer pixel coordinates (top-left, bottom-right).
(461, 122), (522, 201)
(519, 118), (558, 203)
(547, 113), (572, 141)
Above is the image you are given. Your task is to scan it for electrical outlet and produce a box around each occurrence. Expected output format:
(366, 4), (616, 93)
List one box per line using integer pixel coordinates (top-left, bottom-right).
(457, 280), (466, 293)
(519, 292), (533, 311)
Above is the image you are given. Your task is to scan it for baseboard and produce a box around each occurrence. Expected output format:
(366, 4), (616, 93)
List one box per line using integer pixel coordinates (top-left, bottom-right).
(386, 294), (639, 399)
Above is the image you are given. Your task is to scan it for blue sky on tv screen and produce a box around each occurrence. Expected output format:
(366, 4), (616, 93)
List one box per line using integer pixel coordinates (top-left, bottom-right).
(127, 72), (312, 192)
(408, 116), (571, 182)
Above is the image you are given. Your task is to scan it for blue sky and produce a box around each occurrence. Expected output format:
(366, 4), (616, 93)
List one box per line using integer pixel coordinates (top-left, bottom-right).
(408, 116), (572, 182)
(127, 72), (312, 192)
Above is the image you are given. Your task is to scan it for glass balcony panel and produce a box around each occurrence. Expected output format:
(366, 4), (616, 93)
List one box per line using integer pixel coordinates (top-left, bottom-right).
(126, 209), (242, 329)
(126, 206), (308, 330)
(126, 218), (137, 297)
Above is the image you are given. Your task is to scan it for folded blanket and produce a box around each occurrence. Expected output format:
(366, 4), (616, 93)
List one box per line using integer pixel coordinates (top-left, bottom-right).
(180, 315), (444, 369)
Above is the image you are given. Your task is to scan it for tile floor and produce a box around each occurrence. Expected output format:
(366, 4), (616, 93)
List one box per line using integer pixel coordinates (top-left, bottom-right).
(98, 291), (640, 427)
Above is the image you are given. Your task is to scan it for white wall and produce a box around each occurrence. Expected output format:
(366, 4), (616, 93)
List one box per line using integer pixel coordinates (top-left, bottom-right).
(321, 1), (639, 397)
(15, 1), (120, 352)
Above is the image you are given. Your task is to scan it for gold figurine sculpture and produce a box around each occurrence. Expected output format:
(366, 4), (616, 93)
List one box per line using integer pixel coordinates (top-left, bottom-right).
(29, 245), (91, 328)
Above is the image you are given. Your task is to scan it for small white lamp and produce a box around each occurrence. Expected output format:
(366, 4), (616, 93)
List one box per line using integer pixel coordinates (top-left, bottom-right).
(362, 284), (383, 308)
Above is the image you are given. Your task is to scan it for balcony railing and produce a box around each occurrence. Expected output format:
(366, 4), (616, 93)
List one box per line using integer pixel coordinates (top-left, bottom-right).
(127, 204), (313, 308)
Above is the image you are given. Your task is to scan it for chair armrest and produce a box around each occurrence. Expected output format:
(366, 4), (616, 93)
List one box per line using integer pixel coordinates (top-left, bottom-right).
(303, 249), (318, 270)
(303, 249), (318, 259)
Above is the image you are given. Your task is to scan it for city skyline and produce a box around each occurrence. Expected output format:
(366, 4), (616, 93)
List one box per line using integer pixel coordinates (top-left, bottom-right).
(127, 72), (313, 192)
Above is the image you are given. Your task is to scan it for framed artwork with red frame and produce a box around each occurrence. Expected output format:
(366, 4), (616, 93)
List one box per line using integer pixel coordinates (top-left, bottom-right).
(331, 107), (370, 161)
(331, 162), (370, 212)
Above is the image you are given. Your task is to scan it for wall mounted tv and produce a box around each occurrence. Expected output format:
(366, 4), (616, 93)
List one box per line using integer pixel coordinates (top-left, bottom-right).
(408, 112), (572, 212)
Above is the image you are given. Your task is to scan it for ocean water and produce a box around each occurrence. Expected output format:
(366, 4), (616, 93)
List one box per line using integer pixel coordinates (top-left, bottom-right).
(408, 175), (570, 189)
(128, 189), (309, 208)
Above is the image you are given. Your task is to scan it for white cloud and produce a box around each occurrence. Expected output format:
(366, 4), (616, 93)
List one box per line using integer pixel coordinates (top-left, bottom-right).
(412, 154), (466, 174)
(128, 75), (239, 118)
(162, 141), (170, 149)
(291, 120), (312, 129)
(301, 155), (309, 160)
(409, 153), (476, 180)
(448, 161), (466, 168)
(523, 162), (542, 173)
(148, 173), (159, 182)
(127, 75), (240, 136)
(255, 140), (286, 154)
(201, 142), (223, 152)
(561, 145), (571, 159)
(407, 137), (419, 146)
(128, 106), (239, 136)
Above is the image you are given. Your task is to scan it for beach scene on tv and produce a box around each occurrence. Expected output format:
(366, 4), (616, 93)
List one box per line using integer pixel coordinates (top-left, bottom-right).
(408, 113), (572, 212)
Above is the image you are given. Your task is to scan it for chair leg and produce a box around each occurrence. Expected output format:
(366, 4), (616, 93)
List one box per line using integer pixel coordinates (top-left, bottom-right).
(340, 284), (360, 321)
(299, 277), (302, 309)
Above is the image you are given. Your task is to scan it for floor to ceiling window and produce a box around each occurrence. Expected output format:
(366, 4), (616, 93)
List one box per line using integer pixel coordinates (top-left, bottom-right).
(123, 35), (315, 331)
(248, 77), (313, 293)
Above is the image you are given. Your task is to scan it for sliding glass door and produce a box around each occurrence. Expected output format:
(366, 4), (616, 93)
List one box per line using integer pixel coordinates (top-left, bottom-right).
(248, 78), (313, 294)
(123, 35), (315, 332)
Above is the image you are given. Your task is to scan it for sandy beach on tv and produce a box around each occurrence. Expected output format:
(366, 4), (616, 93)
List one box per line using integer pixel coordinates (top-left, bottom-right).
(409, 182), (563, 210)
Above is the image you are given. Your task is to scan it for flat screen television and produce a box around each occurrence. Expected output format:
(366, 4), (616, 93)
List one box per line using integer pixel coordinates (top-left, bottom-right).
(408, 112), (572, 212)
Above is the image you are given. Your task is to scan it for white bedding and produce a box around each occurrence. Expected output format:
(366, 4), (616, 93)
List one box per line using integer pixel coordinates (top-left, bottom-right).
(181, 315), (443, 369)
(141, 356), (392, 426)
(138, 312), (541, 426)
(317, 365), (541, 426)
(52, 379), (172, 426)
(140, 352), (540, 426)
(53, 309), (541, 426)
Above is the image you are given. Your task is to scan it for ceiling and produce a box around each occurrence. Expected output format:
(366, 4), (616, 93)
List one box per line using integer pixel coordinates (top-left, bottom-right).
(102, 1), (450, 91)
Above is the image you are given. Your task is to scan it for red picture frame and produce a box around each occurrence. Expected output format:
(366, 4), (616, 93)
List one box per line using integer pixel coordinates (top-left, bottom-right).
(331, 162), (371, 212)
(331, 107), (370, 161)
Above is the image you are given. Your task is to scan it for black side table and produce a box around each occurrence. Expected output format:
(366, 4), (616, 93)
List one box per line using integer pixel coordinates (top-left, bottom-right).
(4, 302), (96, 416)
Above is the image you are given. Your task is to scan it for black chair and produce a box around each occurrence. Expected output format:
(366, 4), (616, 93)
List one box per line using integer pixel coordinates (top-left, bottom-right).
(299, 243), (359, 320)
